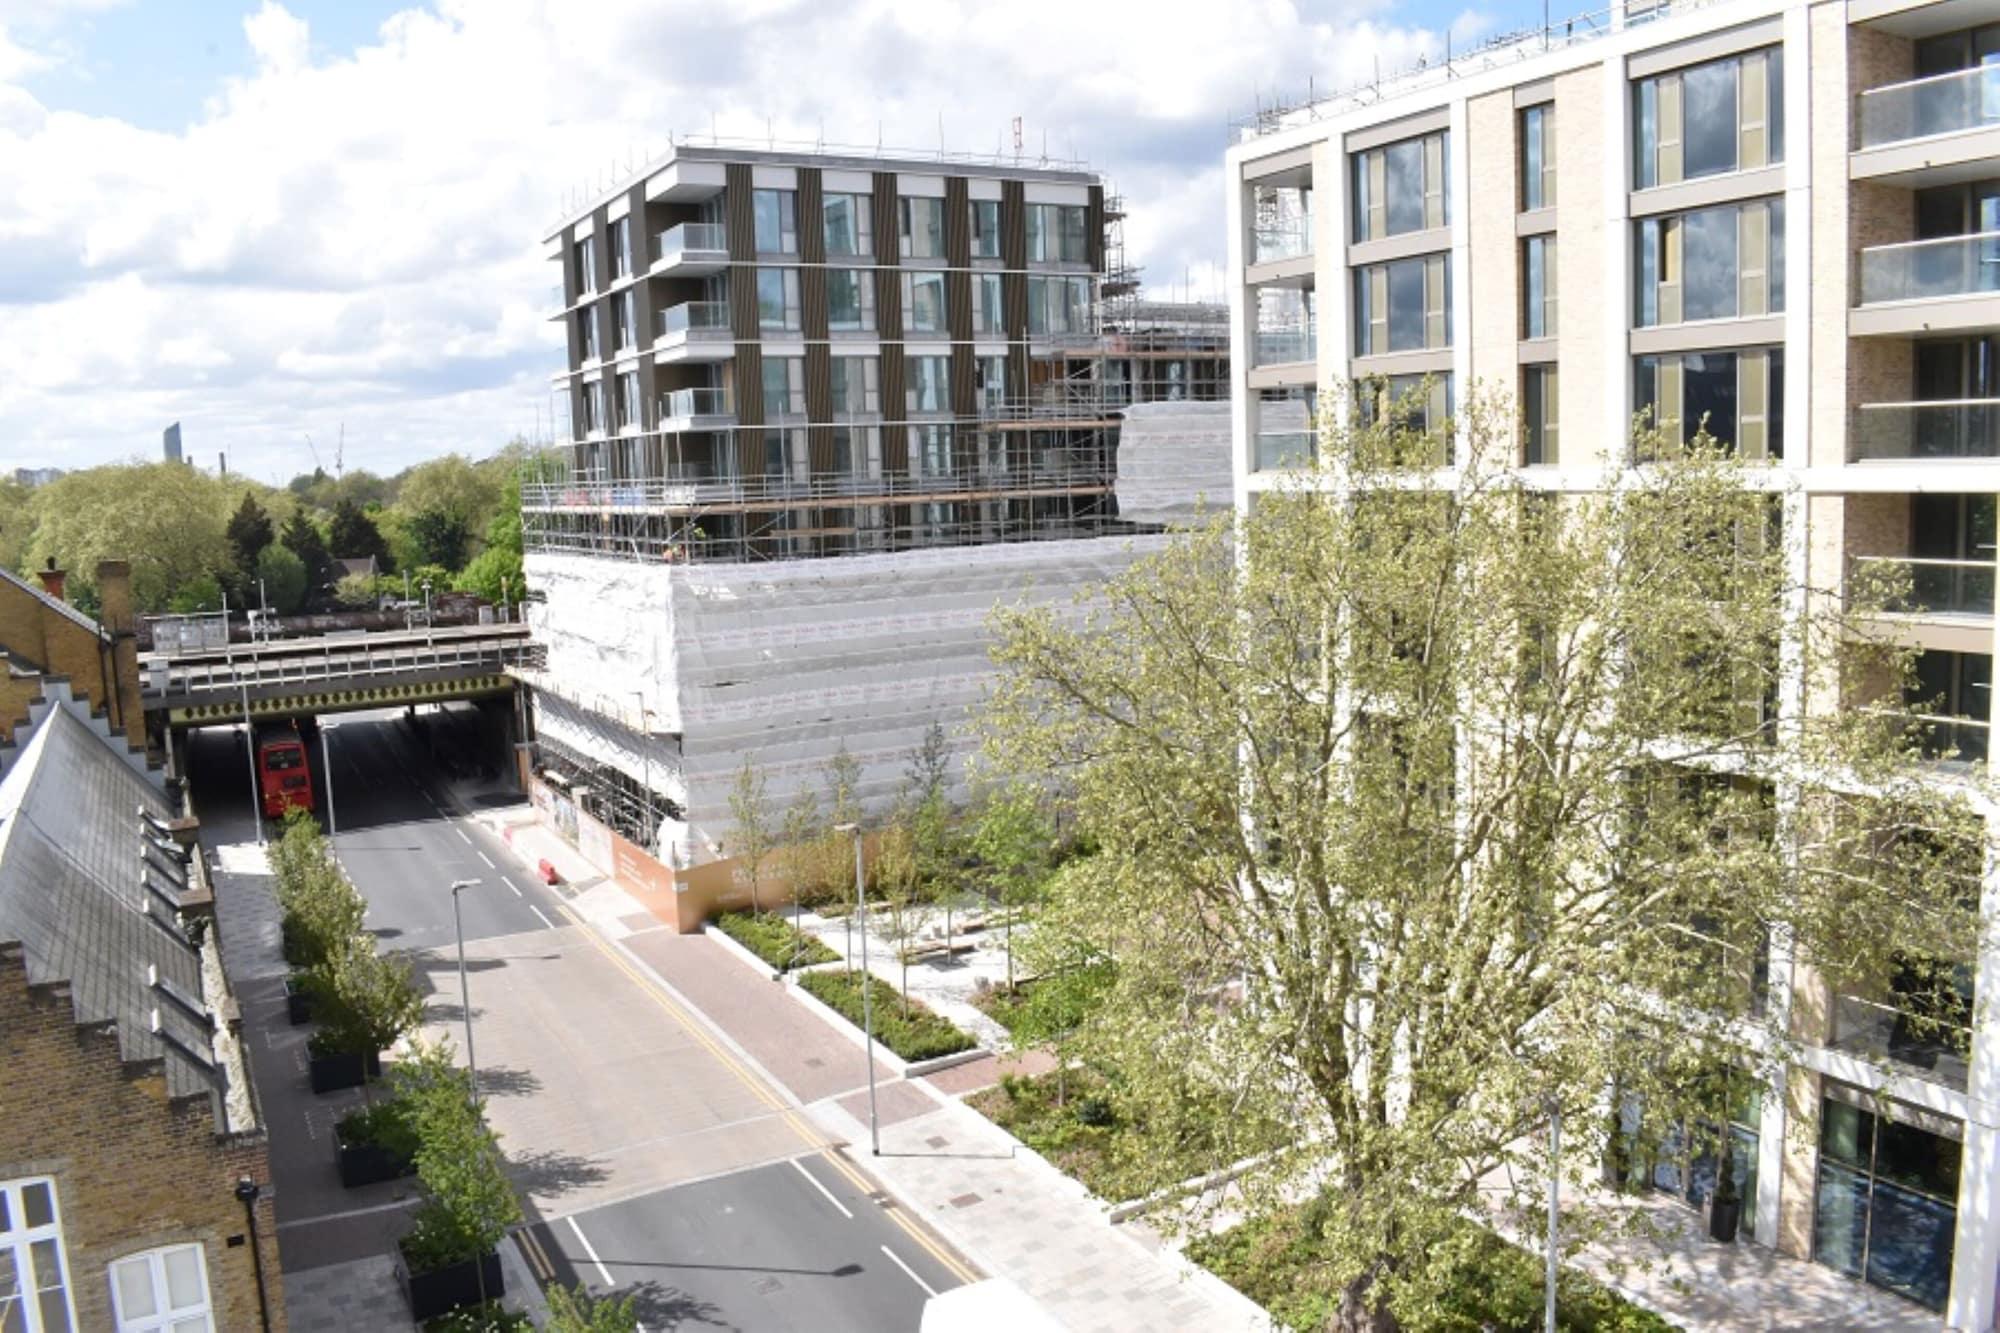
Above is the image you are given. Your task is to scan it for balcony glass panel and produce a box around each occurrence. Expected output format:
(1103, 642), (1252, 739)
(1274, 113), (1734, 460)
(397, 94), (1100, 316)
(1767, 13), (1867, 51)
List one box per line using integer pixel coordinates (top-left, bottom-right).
(1858, 232), (2000, 304)
(1253, 328), (1316, 368)
(1854, 555), (1996, 615)
(656, 301), (731, 338)
(1850, 400), (2000, 460)
(1254, 432), (1315, 471)
(654, 223), (727, 263)
(1858, 64), (2000, 149)
(664, 387), (733, 419)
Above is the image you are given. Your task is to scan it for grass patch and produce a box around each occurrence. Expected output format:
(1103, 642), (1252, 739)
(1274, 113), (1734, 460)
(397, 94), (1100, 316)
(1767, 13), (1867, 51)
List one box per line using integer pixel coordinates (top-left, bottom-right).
(797, 969), (976, 1062)
(713, 911), (839, 972)
(1188, 1203), (1680, 1333)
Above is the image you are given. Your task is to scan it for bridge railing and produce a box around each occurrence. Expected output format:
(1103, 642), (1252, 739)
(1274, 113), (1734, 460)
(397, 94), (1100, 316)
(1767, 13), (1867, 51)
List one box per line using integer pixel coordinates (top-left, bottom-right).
(145, 634), (545, 700)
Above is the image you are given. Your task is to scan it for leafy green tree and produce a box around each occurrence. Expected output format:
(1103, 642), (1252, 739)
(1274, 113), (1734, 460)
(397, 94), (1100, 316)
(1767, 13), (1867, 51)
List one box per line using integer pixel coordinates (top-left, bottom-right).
(453, 546), (520, 607)
(332, 572), (378, 610)
(547, 1286), (639, 1333)
(1010, 912), (1113, 1105)
(26, 463), (239, 612)
(820, 746), (865, 959)
(400, 1037), (522, 1283)
(395, 453), (502, 539)
(280, 509), (335, 607)
(254, 543), (308, 616)
(328, 498), (393, 572)
(983, 389), (1975, 1329)
(780, 786), (825, 957)
(970, 784), (1055, 989)
(167, 572), (225, 615)
(872, 806), (931, 1007)
(406, 507), (472, 571)
(727, 759), (774, 915)
(306, 934), (424, 1083)
(225, 492), (274, 580)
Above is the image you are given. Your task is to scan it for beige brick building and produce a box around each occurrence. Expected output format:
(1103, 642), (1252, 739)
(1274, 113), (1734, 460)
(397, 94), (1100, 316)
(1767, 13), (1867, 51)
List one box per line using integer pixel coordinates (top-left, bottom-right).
(1229, 0), (2000, 1323)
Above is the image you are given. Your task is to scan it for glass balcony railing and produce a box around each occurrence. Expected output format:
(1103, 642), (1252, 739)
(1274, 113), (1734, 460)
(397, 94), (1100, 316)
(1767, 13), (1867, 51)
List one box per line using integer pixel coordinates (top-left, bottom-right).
(1251, 223), (1312, 265)
(1852, 554), (1996, 616)
(1829, 992), (1970, 1089)
(653, 222), (727, 264)
(1850, 400), (2000, 460)
(663, 387), (733, 420)
(1254, 327), (1316, 368)
(1857, 64), (2000, 149)
(1253, 431), (1316, 471)
(655, 301), (732, 339)
(1914, 711), (1990, 764)
(1858, 231), (2000, 304)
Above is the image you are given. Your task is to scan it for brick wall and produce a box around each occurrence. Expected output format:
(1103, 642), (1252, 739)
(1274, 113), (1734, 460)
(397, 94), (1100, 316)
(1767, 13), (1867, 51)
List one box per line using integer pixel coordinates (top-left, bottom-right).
(0, 563), (145, 750)
(0, 948), (285, 1331)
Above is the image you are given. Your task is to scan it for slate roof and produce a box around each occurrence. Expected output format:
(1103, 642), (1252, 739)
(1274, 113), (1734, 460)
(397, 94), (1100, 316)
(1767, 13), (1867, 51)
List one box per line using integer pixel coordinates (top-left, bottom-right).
(0, 705), (223, 1116)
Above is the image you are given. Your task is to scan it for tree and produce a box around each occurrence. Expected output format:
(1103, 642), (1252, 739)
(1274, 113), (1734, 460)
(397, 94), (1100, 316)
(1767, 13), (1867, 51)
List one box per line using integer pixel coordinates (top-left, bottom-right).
(727, 759), (774, 916)
(969, 783), (1054, 989)
(406, 506), (472, 571)
(547, 1286), (639, 1333)
(982, 387), (1975, 1330)
(906, 720), (950, 807)
(873, 805), (932, 1007)
(821, 746), (865, 961)
(26, 463), (241, 612)
(167, 572), (225, 615)
(306, 934), (424, 1088)
(453, 546), (519, 607)
(780, 786), (825, 963)
(254, 543), (308, 616)
(280, 509), (336, 607)
(328, 498), (393, 573)
(395, 453), (503, 539)
(1010, 902), (1114, 1106)
(225, 492), (274, 581)
(400, 1037), (521, 1288)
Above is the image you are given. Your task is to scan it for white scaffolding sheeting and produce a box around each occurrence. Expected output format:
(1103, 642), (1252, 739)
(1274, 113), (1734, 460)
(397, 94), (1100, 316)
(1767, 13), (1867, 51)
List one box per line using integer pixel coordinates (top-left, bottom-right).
(531, 688), (685, 806)
(525, 552), (678, 733)
(1114, 400), (1235, 527)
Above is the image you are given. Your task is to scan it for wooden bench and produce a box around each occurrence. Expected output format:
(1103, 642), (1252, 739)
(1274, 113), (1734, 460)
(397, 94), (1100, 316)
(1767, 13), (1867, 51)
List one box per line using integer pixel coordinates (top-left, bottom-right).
(900, 940), (977, 965)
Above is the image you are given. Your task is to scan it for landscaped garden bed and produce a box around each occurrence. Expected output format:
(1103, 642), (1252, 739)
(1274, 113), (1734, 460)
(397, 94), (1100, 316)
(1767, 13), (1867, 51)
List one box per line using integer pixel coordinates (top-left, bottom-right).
(967, 1070), (1135, 1199)
(796, 969), (976, 1062)
(713, 911), (839, 971)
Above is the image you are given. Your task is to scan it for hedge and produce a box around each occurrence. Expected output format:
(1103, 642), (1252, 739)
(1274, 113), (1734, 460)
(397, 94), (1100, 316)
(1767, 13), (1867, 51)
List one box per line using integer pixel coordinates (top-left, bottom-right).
(713, 911), (839, 971)
(797, 969), (977, 1062)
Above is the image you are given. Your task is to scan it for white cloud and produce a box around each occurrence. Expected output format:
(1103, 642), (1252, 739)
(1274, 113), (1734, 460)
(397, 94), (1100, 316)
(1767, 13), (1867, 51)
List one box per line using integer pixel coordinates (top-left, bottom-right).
(0, 0), (1464, 481)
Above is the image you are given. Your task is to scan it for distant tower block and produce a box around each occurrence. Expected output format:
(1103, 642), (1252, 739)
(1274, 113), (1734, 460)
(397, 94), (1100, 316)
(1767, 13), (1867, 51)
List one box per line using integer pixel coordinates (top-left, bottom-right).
(162, 422), (183, 464)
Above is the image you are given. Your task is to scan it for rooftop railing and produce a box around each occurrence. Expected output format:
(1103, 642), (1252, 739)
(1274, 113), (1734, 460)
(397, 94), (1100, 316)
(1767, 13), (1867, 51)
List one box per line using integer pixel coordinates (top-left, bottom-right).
(522, 457), (1115, 514)
(1857, 63), (2000, 149)
(1857, 231), (2000, 305)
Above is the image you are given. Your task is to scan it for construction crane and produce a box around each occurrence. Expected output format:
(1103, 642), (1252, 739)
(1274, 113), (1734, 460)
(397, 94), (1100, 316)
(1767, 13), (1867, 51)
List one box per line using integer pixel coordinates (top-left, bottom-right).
(301, 424), (345, 480)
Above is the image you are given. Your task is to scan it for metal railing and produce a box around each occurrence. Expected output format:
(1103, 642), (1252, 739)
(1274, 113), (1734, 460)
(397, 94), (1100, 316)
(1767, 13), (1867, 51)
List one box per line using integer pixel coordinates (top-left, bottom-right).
(1254, 327), (1317, 368)
(522, 460), (1114, 513)
(1850, 400), (2000, 461)
(655, 301), (733, 340)
(1252, 223), (1313, 265)
(1254, 431), (1316, 471)
(663, 387), (734, 420)
(1857, 64), (2000, 149)
(652, 222), (727, 264)
(1858, 231), (2000, 304)
(1852, 554), (1996, 617)
(1912, 710), (1991, 764)
(1829, 992), (1971, 1089)
(144, 634), (542, 700)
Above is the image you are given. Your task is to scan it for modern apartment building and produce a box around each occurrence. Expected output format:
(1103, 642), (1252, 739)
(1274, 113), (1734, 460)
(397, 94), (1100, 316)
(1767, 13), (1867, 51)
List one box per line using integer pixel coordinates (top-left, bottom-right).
(522, 144), (1225, 926)
(1228, 0), (2000, 1323)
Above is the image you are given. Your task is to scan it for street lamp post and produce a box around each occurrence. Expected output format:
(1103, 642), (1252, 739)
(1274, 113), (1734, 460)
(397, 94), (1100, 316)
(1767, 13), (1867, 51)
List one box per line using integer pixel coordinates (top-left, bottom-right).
(834, 822), (879, 1155)
(449, 878), (483, 1094)
(318, 722), (337, 838)
(1546, 1101), (1561, 1333)
(240, 684), (263, 848)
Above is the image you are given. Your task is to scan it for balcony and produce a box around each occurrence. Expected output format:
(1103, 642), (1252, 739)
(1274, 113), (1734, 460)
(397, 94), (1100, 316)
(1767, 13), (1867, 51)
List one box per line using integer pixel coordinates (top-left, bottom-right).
(1253, 327), (1317, 370)
(1829, 990), (1970, 1091)
(1859, 231), (2000, 304)
(651, 223), (729, 276)
(1853, 65), (2000, 186)
(660, 387), (735, 431)
(1852, 554), (1995, 617)
(1253, 431), (1316, 472)
(653, 301), (734, 362)
(1251, 222), (1312, 267)
(1850, 399), (2000, 461)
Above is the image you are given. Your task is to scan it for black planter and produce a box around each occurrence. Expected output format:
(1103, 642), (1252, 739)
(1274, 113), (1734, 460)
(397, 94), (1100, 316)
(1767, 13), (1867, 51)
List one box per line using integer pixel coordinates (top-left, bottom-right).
(335, 1134), (415, 1188)
(1709, 1195), (1742, 1243)
(284, 977), (314, 1027)
(399, 1245), (504, 1321)
(307, 1048), (382, 1094)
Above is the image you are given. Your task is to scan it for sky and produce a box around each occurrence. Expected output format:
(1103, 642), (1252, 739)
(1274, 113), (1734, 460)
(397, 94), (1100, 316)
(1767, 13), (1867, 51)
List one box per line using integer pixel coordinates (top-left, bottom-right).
(0, 0), (1536, 485)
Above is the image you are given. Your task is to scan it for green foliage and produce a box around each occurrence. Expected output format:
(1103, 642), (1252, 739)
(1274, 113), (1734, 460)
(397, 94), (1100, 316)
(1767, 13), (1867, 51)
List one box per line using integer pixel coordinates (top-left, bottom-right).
(970, 1070), (1139, 1200)
(402, 1038), (522, 1273)
(255, 543), (308, 616)
(333, 572), (379, 610)
(546, 1285), (640, 1333)
(407, 507), (473, 571)
(337, 1096), (420, 1159)
(797, 969), (975, 1062)
(424, 1303), (531, 1332)
(167, 572), (225, 615)
(453, 546), (521, 607)
(225, 491), (274, 581)
(396, 453), (503, 538)
(25, 463), (251, 612)
(307, 934), (424, 1060)
(280, 509), (336, 606)
(727, 760), (774, 914)
(329, 498), (393, 572)
(272, 814), (365, 970)
(713, 911), (838, 971)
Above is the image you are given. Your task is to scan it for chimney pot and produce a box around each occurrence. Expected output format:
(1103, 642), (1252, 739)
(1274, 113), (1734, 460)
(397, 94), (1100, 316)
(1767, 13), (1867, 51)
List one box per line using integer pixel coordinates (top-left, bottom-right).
(36, 562), (66, 603)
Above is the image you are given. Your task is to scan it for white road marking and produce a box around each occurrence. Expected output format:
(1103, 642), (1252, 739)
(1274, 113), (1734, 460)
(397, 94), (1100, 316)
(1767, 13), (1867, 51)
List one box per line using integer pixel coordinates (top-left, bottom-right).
(566, 1215), (615, 1287)
(790, 1158), (853, 1219)
(530, 905), (556, 930)
(502, 875), (522, 897)
(880, 1245), (938, 1298)
(477, 851), (495, 868)
(455, 827), (472, 844)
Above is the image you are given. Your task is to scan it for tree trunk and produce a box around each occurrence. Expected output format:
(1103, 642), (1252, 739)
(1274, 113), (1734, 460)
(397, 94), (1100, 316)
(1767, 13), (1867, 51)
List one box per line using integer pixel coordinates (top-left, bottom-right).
(1005, 912), (1015, 990)
(1333, 1261), (1401, 1333)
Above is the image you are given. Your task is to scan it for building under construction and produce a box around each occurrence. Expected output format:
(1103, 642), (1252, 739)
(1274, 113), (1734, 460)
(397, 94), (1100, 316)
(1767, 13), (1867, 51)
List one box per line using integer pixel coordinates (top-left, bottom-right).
(520, 142), (1228, 920)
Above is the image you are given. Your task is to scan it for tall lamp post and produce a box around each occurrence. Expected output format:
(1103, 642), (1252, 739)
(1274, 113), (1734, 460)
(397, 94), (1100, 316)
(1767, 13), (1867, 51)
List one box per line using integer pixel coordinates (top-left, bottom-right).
(449, 878), (483, 1093)
(833, 822), (879, 1155)
(318, 721), (337, 838)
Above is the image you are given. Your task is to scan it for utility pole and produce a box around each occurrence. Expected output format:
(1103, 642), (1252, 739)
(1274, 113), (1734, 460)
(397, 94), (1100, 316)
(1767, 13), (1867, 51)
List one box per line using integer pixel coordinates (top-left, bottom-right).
(450, 879), (483, 1093)
(836, 823), (879, 1155)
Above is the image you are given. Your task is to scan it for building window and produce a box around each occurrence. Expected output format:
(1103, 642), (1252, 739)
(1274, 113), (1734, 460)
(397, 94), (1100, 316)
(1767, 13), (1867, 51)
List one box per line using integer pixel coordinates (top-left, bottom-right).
(0, 1177), (76, 1333)
(609, 217), (630, 280)
(572, 234), (597, 295)
(823, 193), (873, 257)
(577, 308), (599, 362)
(1617, 1083), (1761, 1241)
(1027, 275), (1092, 336)
(970, 199), (1001, 258)
(616, 372), (641, 429)
(1026, 203), (1088, 263)
(1250, 180), (1314, 263)
(1634, 348), (1784, 459)
(109, 1244), (212, 1333)
(762, 357), (805, 418)
(911, 423), (954, 477)
(972, 273), (1005, 335)
(1636, 199), (1783, 327)
(907, 355), (950, 413)
(1911, 649), (1992, 761)
(753, 189), (798, 254)
(1523, 365), (1559, 465)
(1634, 47), (1783, 190)
(1522, 235), (1557, 340)
(1813, 1093), (1959, 1311)
(832, 424), (880, 476)
(612, 290), (634, 352)
(831, 356), (880, 414)
(1354, 255), (1450, 356)
(579, 381), (605, 436)
(757, 268), (801, 331)
(1355, 374), (1453, 442)
(1352, 130), (1449, 241)
(900, 196), (945, 259)
(1520, 104), (1556, 211)
(902, 271), (948, 334)
(976, 354), (1008, 412)
(827, 268), (876, 332)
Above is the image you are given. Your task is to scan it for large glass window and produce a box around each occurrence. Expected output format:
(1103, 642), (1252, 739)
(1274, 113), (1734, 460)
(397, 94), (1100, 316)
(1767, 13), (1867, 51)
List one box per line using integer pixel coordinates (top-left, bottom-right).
(1520, 104), (1556, 211)
(1352, 130), (1449, 241)
(609, 217), (630, 280)
(972, 273), (1005, 335)
(970, 199), (1002, 258)
(822, 193), (872, 257)
(1618, 1082), (1762, 1240)
(907, 355), (950, 413)
(110, 1244), (212, 1333)
(577, 308), (599, 362)
(579, 380), (605, 436)
(1814, 1094), (1960, 1312)
(902, 271), (948, 334)
(1635, 348), (1784, 459)
(753, 188), (798, 254)
(616, 371), (640, 429)
(612, 290), (634, 352)
(1356, 374), (1453, 439)
(572, 234), (597, 295)
(1634, 47), (1783, 189)
(831, 357), (879, 415)
(1522, 234), (1557, 339)
(900, 196), (945, 259)
(1027, 276), (1092, 336)
(976, 355), (1008, 412)
(757, 268), (800, 331)
(911, 423), (954, 477)
(0, 1177), (76, 1333)
(761, 357), (805, 419)
(1354, 255), (1451, 355)
(1635, 199), (1784, 326)
(1911, 649), (1992, 761)
(1026, 204), (1089, 262)
(1523, 365), (1559, 465)
(827, 269), (875, 332)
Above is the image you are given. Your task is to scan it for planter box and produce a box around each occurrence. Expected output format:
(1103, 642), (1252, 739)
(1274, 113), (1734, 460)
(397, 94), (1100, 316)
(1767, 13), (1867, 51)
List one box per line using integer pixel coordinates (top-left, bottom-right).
(399, 1245), (504, 1322)
(308, 1048), (382, 1095)
(284, 977), (314, 1027)
(335, 1133), (415, 1189)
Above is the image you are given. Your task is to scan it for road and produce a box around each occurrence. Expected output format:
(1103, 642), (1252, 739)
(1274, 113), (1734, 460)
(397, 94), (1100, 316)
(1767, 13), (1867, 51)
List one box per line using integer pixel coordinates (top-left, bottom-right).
(185, 706), (967, 1331)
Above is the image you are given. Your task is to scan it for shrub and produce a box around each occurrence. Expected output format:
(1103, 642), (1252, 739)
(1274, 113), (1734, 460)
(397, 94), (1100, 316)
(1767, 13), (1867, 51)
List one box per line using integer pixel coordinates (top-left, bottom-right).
(713, 911), (838, 972)
(547, 1285), (640, 1332)
(400, 1040), (522, 1274)
(305, 934), (423, 1061)
(273, 814), (365, 969)
(424, 1302), (531, 1332)
(797, 969), (976, 1062)
(337, 1098), (420, 1158)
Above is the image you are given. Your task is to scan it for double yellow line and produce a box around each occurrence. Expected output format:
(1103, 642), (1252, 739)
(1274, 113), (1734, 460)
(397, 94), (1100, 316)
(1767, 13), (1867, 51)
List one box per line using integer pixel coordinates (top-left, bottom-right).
(543, 904), (980, 1287)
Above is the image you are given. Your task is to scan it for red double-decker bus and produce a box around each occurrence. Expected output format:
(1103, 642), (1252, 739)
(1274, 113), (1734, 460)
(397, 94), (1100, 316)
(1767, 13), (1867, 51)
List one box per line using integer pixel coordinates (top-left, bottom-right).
(255, 721), (313, 818)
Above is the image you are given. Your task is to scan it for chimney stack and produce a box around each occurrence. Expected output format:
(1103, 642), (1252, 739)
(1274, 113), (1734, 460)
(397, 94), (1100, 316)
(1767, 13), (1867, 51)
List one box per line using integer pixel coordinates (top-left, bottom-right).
(96, 560), (133, 634)
(36, 558), (65, 603)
